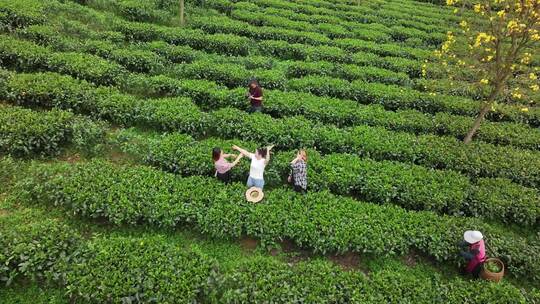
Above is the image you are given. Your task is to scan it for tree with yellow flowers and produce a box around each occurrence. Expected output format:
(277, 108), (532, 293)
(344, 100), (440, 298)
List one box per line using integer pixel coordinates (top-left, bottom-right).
(439, 0), (539, 143)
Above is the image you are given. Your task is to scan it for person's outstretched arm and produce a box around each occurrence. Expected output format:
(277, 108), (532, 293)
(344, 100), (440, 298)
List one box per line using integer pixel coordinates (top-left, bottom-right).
(265, 145), (274, 164)
(232, 145), (252, 158)
(231, 154), (244, 167)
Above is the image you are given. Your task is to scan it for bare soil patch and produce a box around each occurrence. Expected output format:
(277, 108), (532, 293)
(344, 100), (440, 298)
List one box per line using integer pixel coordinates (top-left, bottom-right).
(239, 236), (259, 252)
(278, 239), (313, 264)
(328, 252), (361, 271)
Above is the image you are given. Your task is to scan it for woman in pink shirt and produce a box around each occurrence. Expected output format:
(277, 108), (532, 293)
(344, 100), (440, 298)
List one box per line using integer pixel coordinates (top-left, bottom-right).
(212, 147), (243, 184)
(459, 230), (487, 278)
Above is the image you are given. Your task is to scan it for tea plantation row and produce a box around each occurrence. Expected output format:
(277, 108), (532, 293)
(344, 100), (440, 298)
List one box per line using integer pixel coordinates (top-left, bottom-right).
(13, 159), (540, 283)
(2, 193), (537, 303)
(3, 70), (539, 189)
(113, 130), (540, 226)
(0, 104), (105, 156)
(3, 33), (538, 150)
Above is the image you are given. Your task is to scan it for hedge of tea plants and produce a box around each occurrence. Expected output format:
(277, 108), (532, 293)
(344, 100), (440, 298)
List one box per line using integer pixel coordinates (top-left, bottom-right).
(2, 195), (537, 303)
(0, 104), (106, 157)
(2, 71), (540, 189)
(63, 235), (214, 303)
(16, 159), (540, 283)
(113, 130), (540, 226)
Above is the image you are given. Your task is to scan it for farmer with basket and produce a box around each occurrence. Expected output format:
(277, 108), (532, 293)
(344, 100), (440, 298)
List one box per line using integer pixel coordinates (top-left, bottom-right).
(458, 230), (487, 278)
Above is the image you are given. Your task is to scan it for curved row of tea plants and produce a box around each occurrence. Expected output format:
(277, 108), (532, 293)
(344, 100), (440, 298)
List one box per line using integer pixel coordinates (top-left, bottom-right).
(97, 19), (540, 125)
(114, 130), (540, 226)
(0, 34), (126, 86)
(6, 30), (538, 129)
(7, 28), (537, 150)
(17, 159), (540, 282)
(2, 193), (536, 303)
(0, 104), (105, 157)
(26, 3), (536, 124)
(0, 0), (45, 31)
(2, 70), (540, 189)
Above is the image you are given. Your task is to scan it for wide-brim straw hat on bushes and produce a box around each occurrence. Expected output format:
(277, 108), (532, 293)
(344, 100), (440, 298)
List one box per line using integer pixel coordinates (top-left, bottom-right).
(245, 187), (264, 203)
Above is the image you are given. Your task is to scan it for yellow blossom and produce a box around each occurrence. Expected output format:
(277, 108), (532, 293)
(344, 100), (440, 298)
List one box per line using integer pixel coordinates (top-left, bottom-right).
(507, 20), (521, 32)
(474, 4), (483, 13)
(530, 73), (537, 80)
(512, 91), (523, 99)
(531, 84), (539, 91)
(473, 32), (495, 47)
(480, 79), (489, 85)
(497, 10), (506, 18)
(460, 20), (468, 27)
(446, 0), (455, 5)
(521, 107), (529, 112)
(521, 53), (532, 64)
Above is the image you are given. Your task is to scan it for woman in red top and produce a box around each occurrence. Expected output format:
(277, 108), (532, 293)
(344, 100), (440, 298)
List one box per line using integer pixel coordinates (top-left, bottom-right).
(212, 147), (243, 184)
(247, 79), (263, 113)
(459, 230), (487, 278)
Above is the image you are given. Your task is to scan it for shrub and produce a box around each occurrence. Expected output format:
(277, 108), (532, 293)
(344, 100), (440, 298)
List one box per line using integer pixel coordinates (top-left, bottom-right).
(0, 0), (45, 31)
(0, 104), (106, 157)
(214, 257), (362, 303)
(108, 48), (165, 74)
(63, 235), (214, 303)
(0, 34), (51, 71)
(20, 160), (540, 282)
(142, 41), (199, 63)
(46, 52), (126, 86)
(0, 207), (81, 286)
(469, 178), (540, 226)
(114, 0), (174, 24)
(333, 38), (432, 59)
(0, 105), (73, 157)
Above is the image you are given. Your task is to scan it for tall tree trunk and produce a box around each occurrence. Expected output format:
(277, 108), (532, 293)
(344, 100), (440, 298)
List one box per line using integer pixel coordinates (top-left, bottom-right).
(463, 83), (503, 144)
(179, 0), (185, 26)
(463, 102), (491, 144)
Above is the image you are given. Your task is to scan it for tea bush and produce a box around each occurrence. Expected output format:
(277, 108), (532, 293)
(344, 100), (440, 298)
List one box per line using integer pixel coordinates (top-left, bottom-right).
(0, 207), (81, 286)
(63, 235), (214, 303)
(18, 160), (540, 282)
(2, 71), (540, 187)
(0, 104), (106, 157)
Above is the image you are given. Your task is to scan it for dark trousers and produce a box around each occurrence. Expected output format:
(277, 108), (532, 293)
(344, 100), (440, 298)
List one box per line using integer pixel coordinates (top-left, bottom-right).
(293, 185), (306, 194)
(472, 262), (483, 278)
(216, 171), (231, 184)
(248, 105), (262, 113)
